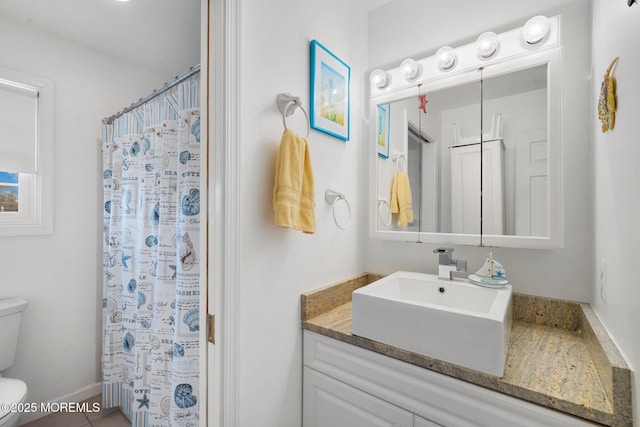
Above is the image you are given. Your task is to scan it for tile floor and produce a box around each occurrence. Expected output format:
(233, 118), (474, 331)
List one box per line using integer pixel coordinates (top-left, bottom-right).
(22, 394), (129, 427)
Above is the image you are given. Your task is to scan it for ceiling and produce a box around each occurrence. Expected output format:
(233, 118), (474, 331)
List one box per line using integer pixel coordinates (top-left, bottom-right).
(0, 0), (201, 77)
(0, 0), (398, 79)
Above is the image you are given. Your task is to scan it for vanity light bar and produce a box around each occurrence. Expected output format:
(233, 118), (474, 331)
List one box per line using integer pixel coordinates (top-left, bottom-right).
(476, 32), (499, 59)
(369, 15), (559, 96)
(369, 69), (391, 89)
(400, 58), (422, 81)
(436, 46), (456, 71)
(522, 15), (551, 44)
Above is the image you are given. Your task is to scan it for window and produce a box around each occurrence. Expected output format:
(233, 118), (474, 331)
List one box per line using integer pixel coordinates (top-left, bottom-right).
(0, 171), (37, 227)
(0, 66), (53, 236)
(0, 172), (19, 212)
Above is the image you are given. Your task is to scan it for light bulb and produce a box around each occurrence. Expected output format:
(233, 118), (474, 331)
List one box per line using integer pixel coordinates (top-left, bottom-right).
(400, 58), (422, 81)
(476, 32), (498, 59)
(369, 69), (390, 90)
(522, 16), (550, 44)
(436, 46), (457, 70)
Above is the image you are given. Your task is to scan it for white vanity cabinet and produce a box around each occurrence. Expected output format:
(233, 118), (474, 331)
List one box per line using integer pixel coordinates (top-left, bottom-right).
(303, 367), (414, 427)
(303, 331), (599, 427)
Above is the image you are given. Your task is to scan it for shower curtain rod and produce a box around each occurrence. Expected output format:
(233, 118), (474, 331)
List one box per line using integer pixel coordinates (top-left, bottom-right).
(103, 64), (201, 125)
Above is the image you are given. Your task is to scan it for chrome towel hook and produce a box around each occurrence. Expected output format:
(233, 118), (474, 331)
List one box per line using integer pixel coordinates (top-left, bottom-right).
(325, 188), (351, 230)
(277, 93), (310, 138)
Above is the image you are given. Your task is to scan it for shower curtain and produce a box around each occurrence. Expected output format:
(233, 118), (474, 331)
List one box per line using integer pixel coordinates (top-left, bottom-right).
(101, 74), (201, 426)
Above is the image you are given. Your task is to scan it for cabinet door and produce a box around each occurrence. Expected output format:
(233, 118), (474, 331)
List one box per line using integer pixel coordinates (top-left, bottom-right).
(414, 415), (443, 427)
(303, 367), (413, 427)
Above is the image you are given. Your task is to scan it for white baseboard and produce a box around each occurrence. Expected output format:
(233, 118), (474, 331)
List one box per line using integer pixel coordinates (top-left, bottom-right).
(19, 382), (102, 425)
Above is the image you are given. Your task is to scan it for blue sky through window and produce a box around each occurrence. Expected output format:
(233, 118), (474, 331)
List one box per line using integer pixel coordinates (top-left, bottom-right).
(0, 173), (19, 212)
(0, 172), (19, 184)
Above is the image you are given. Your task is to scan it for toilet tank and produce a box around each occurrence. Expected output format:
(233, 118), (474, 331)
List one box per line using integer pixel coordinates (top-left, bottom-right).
(0, 298), (28, 371)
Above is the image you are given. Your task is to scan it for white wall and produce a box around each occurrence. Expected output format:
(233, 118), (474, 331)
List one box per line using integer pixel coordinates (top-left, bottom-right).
(366, 0), (594, 302)
(0, 15), (171, 415)
(591, 0), (640, 424)
(236, 1), (372, 425)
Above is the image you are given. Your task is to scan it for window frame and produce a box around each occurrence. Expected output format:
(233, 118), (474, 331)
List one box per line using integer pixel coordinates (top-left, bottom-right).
(0, 66), (53, 237)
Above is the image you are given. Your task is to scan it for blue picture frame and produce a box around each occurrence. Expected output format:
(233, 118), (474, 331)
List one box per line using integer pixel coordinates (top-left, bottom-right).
(376, 104), (390, 158)
(310, 40), (350, 141)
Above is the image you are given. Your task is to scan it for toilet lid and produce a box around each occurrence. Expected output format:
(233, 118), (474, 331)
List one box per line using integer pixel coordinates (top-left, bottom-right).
(0, 378), (27, 420)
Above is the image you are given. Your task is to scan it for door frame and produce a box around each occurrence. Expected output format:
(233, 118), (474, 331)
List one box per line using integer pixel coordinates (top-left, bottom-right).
(206, 0), (241, 425)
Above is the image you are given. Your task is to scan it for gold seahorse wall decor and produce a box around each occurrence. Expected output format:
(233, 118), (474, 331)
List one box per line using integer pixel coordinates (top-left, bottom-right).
(598, 57), (619, 133)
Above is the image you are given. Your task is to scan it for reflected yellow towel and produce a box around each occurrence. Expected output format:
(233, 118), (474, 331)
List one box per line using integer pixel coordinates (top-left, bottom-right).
(273, 129), (316, 234)
(390, 171), (413, 227)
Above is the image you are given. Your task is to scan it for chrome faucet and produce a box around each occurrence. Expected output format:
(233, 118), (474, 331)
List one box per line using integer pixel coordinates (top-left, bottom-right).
(433, 248), (467, 280)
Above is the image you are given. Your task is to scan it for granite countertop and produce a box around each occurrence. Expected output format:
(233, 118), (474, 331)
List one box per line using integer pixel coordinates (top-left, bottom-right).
(301, 273), (632, 427)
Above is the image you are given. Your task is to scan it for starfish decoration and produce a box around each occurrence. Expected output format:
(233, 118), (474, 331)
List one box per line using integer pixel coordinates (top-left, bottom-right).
(121, 250), (132, 269)
(136, 392), (150, 409)
(418, 94), (428, 114)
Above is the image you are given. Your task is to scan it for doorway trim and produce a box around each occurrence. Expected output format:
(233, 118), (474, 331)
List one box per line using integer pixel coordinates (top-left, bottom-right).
(207, 0), (241, 425)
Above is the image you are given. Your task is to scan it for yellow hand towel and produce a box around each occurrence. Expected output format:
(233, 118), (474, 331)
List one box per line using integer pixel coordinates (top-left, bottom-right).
(390, 171), (413, 227)
(273, 129), (316, 234)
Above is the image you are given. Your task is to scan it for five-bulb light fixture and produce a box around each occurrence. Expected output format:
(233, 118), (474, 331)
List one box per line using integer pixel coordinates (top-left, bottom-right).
(370, 15), (552, 90)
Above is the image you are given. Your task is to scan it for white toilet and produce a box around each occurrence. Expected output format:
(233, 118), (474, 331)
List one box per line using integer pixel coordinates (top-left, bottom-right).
(0, 299), (28, 427)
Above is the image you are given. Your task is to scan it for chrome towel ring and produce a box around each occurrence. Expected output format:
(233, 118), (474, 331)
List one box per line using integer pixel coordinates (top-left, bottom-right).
(277, 93), (310, 138)
(325, 188), (351, 230)
(377, 197), (392, 226)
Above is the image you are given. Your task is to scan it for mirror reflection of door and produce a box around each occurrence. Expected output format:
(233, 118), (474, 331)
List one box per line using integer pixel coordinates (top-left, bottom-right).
(450, 137), (504, 235)
(515, 128), (548, 236)
(482, 64), (548, 237)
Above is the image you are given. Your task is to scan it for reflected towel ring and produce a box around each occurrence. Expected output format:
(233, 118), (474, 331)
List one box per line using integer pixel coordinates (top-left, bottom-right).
(277, 92), (310, 138)
(325, 189), (351, 230)
(377, 197), (392, 226)
(392, 152), (407, 172)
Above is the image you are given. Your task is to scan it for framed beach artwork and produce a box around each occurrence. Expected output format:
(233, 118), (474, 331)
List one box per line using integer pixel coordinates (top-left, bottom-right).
(376, 104), (390, 158)
(310, 40), (350, 141)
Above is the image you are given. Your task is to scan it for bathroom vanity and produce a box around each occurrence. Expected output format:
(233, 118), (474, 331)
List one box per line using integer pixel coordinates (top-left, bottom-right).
(301, 274), (632, 427)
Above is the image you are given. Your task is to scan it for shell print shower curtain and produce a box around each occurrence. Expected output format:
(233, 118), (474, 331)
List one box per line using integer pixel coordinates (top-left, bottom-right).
(101, 74), (200, 426)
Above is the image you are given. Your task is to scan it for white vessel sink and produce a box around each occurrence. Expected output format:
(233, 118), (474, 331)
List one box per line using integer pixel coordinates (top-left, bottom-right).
(352, 271), (512, 377)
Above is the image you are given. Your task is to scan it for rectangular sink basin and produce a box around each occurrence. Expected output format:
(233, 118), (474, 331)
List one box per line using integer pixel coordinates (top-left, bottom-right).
(352, 271), (512, 377)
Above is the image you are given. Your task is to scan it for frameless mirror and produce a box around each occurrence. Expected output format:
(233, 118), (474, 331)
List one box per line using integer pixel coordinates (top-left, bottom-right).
(369, 22), (562, 248)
